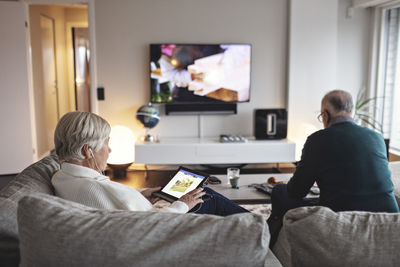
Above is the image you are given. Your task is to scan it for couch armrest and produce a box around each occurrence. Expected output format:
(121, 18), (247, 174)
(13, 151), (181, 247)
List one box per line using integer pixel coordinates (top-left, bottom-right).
(389, 161), (400, 206)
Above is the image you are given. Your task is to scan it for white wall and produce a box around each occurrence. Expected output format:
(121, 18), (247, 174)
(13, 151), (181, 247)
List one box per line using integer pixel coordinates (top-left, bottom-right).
(0, 2), (34, 174)
(337, 0), (371, 98)
(94, 0), (288, 139)
(288, 0), (339, 159)
(287, 0), (371, 159)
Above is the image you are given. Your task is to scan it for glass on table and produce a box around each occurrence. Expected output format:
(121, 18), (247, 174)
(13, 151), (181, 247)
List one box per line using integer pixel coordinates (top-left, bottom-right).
(227, 167), (240, 188)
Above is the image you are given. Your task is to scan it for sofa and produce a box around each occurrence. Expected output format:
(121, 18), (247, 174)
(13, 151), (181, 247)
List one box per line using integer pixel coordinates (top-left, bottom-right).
(271, 161), (400, 267)
(1, 155), (400, 267)
(0, 154), (281, 267)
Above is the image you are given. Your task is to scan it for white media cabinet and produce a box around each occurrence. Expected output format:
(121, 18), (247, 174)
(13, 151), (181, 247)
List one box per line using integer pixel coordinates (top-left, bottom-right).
(135, 137), (296, 165)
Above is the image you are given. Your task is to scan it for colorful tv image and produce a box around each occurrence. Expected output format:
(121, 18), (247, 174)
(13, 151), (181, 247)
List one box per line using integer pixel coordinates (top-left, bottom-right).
(150, 44), (251, 103)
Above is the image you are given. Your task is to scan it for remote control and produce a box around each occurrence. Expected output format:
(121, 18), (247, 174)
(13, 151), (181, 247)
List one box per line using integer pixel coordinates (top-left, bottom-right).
(219, 134), (248, 143)
(254, 185), (272, 195)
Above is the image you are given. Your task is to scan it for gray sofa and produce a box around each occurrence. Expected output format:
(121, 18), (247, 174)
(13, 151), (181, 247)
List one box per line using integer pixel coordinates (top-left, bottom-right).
(272, 161), (400, 267)
(1, 155), (400, 267)
(0, 154), (281, 267)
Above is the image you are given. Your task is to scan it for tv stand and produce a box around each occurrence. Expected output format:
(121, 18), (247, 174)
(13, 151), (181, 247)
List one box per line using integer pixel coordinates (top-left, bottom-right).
(165, 103), (237, 115)
(135, 137), (295, 165)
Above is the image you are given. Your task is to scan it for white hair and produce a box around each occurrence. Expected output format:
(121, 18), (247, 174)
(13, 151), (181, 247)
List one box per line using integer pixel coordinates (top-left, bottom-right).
(322, 90), (354, 116)
(54, 111), (111, 162)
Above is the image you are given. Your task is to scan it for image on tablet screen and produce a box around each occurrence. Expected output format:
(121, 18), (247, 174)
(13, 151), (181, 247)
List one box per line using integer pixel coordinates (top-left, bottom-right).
(162, 169), (206, 199)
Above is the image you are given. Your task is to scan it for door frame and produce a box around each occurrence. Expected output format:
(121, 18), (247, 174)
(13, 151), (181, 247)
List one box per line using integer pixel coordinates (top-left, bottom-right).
(67, 22), (89, 111)
(24, 0), (98, 160)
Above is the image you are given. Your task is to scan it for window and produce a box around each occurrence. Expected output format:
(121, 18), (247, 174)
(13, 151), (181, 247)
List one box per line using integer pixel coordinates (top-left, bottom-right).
(374, 4), (400, 154)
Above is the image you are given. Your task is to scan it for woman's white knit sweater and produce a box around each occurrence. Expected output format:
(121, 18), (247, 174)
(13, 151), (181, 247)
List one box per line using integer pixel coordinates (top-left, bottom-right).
(52, 162), (188, 213)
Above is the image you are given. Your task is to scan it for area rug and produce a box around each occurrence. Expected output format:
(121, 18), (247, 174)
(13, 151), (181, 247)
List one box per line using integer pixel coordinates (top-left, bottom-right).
(240, 204), (271, 220)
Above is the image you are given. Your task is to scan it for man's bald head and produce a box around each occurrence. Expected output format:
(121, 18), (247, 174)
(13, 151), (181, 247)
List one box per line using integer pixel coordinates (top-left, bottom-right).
(322, 90), (353, 117)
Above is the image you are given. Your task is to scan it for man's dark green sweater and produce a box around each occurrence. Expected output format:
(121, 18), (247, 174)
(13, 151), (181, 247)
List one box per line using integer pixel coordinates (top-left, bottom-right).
(287, 119), (399, 212)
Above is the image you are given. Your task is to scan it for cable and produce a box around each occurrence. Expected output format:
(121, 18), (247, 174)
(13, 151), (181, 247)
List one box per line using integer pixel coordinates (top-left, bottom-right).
(89, 148), (105, 176)
(191, 203), (203, 213)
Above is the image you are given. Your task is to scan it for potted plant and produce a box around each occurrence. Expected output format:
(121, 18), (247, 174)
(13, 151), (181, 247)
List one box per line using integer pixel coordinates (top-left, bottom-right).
(354, 88), (390, 157)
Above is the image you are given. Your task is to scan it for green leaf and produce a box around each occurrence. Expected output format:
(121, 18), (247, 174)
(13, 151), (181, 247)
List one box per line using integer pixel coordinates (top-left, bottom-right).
(353, 87), (385, 134)
(357, 116), (383, 133)
(356, 98), (377, 110)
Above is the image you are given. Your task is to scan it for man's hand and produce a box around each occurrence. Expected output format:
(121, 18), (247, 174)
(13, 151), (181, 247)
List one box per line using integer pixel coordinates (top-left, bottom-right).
(178, 188), (205, 210)
(140, 187), (162, 204)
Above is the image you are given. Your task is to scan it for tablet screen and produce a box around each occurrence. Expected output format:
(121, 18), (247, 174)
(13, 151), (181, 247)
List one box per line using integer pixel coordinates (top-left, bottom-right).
(161, 168), (207, 199)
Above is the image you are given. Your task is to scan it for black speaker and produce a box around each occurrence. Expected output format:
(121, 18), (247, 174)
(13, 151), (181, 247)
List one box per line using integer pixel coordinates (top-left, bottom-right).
(254, 109), (287, 140)
(165, 103), (237, 115)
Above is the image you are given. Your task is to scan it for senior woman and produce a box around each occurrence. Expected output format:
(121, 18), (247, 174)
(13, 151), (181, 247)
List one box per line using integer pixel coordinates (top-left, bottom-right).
(52, 111), (248, 216)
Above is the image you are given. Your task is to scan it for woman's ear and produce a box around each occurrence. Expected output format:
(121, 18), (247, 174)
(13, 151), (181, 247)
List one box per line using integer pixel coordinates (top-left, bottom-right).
(82, 144), (91, 159)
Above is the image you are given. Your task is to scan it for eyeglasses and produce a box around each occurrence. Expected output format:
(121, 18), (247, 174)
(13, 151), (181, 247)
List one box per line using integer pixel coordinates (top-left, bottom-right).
(317, 112), (324, 123)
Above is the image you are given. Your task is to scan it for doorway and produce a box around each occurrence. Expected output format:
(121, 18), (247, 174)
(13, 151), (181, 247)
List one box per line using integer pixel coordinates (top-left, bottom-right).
(28, 4), (89, 158)
(72, 27), (91, 111)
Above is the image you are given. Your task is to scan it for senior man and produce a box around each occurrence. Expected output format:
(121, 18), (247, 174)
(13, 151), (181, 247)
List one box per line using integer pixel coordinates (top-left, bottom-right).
(268, 89), (399, 246)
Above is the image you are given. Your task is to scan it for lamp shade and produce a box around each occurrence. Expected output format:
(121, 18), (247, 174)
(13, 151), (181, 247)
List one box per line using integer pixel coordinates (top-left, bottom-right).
(107, 125), (135, 165)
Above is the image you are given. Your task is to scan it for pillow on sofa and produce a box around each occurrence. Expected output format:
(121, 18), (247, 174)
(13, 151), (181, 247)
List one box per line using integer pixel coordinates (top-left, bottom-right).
(18, 193), (272, 267)
(0, 154), (60, 267)
(389, 161), (400, 206)
(0, 153), (59, 200)
(272, 206), (400, 267)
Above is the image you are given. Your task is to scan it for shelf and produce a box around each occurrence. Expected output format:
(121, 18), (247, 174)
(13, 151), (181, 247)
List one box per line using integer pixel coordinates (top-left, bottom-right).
(135, 137), (296, 165)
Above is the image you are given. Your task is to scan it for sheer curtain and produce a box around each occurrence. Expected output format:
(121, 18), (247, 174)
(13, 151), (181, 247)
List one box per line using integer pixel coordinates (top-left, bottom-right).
(373, 5), (400, 154)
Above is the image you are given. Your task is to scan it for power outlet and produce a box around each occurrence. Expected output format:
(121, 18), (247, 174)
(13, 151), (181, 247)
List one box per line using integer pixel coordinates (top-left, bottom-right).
(97, 87), (105, 100)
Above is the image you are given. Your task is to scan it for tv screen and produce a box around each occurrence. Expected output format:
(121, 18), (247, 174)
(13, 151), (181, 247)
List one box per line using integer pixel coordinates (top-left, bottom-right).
(150, 44), (251, 103)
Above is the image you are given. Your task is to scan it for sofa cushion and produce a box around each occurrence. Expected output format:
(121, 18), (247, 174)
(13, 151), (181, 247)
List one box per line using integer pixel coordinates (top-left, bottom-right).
(0, 154), (60, 267)
(18, 193), (273, 267)
(272, 206), (400, 267)
(0, 154), (59, 199)
(0, 198), (19, 267)
(389, 161), (400, 206)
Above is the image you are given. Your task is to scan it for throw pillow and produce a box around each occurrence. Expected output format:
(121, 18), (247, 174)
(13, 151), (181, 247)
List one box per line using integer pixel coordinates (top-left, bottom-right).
(273, 206), (400, 267)
(0, 154), (60, 267)
(389, 161), (400, 206)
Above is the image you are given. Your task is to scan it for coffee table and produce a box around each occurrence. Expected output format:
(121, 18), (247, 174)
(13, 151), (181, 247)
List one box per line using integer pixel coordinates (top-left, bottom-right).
(208, 173), (293, 204)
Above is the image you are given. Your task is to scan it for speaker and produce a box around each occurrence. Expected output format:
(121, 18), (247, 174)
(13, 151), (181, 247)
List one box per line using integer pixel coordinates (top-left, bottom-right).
(165, 103), (237, 115)
(254, 109), (287, 140)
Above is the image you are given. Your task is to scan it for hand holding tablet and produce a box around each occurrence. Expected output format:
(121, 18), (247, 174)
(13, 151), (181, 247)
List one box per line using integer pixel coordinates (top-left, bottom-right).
(152, 167), (210, 204)
(140, 187), (162, 204)
(178, 188), (206, 210)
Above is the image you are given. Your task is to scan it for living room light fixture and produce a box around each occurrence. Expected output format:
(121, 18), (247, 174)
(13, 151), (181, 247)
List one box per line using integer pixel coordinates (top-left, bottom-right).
(107, 125), (135, 178)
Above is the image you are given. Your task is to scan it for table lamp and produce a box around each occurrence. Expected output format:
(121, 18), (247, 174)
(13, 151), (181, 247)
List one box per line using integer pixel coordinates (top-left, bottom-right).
(107, 125), (135, 179)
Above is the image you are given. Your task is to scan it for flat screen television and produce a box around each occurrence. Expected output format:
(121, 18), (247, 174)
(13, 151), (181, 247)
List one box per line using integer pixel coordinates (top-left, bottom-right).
(150, 44), (251, 104)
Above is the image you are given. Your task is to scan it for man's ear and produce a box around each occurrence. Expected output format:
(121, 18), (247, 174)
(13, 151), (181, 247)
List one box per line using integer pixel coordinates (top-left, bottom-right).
(81, 144), (91, 159)
(325, 110), (331, 124)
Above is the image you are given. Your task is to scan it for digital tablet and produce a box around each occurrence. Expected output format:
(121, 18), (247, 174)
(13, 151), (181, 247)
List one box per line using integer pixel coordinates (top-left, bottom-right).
(152, 166), (209, 203)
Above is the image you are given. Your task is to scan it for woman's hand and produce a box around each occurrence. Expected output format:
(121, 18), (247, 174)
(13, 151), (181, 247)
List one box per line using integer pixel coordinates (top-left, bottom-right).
(140, 187), (162, 204)
(178, 188), (205, 210)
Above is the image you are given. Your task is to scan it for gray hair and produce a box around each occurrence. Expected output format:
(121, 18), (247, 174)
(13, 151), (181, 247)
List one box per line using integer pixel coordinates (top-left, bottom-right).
(54, 111), (111, 162)
(322, 90), (354, 116)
